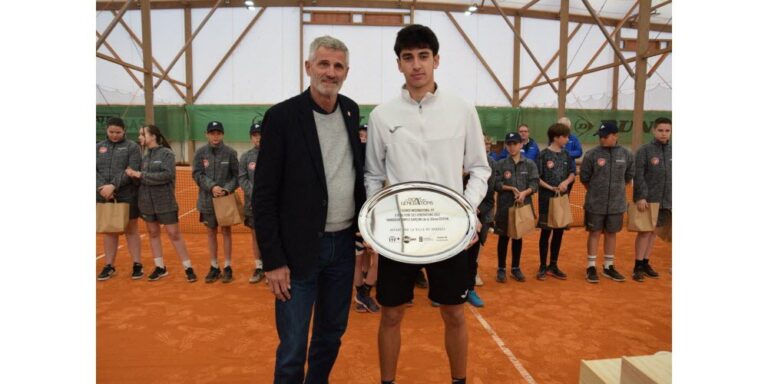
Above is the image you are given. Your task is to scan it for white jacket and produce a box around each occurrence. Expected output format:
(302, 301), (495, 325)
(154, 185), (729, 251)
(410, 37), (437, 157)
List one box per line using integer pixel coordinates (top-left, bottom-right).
(364, 86), (491, 210)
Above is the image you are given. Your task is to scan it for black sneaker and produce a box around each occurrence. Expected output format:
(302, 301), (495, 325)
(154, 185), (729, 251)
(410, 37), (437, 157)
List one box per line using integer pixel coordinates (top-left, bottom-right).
(496, 268), (507, 283)
(643, 262), (659, 278)
(510, 268), (526, 282)
(415, 270), (428, 289)
(185, 267), (198, 282)
(536, 265), (547, 280)
(148, 266), (168, 281)
(547, 264), (568, 280)
(205, 266), (221, 283)
(586, 266), (599, 283)
(602, 265), (626, 282)
(131, 262), (144, 280)
(249, 268), (265, 284)
(632, 266), (645, 282)
(222, 266), (233, 283)
(97, 264), (116, 281)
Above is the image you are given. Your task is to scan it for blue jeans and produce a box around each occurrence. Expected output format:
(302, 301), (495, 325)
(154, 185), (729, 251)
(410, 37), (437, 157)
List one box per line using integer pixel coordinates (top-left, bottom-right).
(274, 228), (356, 384)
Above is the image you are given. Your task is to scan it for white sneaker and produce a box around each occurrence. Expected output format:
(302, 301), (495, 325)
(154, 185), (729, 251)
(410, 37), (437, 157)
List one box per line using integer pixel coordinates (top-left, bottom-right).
(475, 275), (484, 286)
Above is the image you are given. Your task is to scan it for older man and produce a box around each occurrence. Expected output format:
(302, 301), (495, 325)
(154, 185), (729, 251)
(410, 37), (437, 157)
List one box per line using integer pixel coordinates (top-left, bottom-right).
(253, 36), (365, 384)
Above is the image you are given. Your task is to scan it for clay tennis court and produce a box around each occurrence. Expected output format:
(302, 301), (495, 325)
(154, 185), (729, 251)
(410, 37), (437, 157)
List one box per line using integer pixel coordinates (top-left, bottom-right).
(97, 168), (671, 383)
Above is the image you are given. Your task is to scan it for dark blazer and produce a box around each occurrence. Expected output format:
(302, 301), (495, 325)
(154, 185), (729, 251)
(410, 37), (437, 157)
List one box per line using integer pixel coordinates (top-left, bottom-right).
(252, 89), (365, 279)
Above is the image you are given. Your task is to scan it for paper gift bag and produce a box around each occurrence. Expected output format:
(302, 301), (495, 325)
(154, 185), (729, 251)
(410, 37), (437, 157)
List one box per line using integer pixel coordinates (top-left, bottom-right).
(656, 213), (672, 243)
(213, 193), (244, 227)
(627, 202), (659, 232)
(547, 192), (573, 228)
(507, 203), (536, 239)
(96, 200), (130, 233)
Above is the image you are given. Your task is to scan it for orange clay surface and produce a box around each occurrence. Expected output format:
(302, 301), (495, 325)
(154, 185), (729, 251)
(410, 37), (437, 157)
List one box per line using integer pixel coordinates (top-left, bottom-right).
(97, 228), (671, 383)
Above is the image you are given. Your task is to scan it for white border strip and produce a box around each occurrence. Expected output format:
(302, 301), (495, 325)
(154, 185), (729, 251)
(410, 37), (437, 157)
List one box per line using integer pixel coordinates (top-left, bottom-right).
(95, 207), (197, 260)
(469, 306), (538, 384)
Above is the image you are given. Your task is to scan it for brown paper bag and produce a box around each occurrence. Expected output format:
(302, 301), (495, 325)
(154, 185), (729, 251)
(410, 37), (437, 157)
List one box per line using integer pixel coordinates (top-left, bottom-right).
(547, 192), (573, 228)
(627, 202), (659, 232)
(96, 200), (130, 233)
(213, 193), (244, 227)
(507, 203), (536, 239)
(656, 213), (672, 243)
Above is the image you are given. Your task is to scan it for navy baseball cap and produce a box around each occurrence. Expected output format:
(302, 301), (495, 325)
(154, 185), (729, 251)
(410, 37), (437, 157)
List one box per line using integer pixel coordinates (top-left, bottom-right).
(505, 132), (522, 144)
(594, 122), (618, 137)
(359, 124), (368, 131)
(207, 121), (224, 133)
(250, 123), (262, 135)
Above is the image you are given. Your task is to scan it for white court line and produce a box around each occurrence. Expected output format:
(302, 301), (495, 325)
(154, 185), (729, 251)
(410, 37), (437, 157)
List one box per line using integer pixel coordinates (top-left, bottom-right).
(468, 306), (538, 384)
(95, 207), (198, 260)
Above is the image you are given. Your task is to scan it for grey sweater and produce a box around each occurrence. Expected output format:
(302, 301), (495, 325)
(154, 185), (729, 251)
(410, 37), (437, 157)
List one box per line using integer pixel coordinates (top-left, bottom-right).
(314, 108), (355, 232)
(96, 138), (141, 203)
(192, 143), (239, 214)
(580, 145), (635, 214)
(633, 139), (671, 209)
(238, 147), (259, 217)
(137, 146), (179, 215)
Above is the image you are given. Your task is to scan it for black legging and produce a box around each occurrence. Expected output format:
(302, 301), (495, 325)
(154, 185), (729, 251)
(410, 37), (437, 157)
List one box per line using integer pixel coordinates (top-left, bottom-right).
(497, 235), (523, 269)
(539, 228), (564, 267)
(466, 240), (480, 290)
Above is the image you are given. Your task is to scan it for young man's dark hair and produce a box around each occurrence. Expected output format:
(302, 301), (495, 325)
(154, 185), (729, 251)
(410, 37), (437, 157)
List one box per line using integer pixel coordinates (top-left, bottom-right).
(394, 24), (439, 57)
(547, 123), (571, 143)
(654, 117), (672, 127)
(106, 117), (125, 129)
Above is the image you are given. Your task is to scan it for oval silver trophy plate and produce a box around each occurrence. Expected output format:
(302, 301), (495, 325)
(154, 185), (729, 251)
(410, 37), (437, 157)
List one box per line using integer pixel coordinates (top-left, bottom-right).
(358, 182), (477, 264)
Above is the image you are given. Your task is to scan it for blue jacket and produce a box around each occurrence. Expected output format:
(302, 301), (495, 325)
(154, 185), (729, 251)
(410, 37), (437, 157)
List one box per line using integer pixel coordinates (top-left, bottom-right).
(522, 138), (540, 161)
(565, 134), (583, 160)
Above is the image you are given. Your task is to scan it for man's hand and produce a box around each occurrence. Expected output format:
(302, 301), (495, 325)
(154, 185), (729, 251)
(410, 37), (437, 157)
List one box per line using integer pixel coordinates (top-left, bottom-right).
(465, 220), (482, 250)
(636, 199), (649, 211)
(212, 186), (226, 197)
(557, 181), (569, 193)
(99, 184), (116, 200)
(265, 266), (292, 302)
(125, 168), (141, 179)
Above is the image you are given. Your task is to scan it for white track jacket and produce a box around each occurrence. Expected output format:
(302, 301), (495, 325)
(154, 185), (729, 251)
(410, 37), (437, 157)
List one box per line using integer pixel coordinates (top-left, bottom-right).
(364, 86), (491, 210)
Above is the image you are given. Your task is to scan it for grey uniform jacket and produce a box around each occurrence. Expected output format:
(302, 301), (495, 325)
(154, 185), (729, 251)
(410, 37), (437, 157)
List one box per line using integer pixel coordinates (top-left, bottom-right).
(580, 145), (635, 215)
(138, 146), (179, 215)
(633, 139), (671, 209)
(238, 147), (259, 217)
(493, 156), (539, 233)
(537, 148), (576, 215)
(192, 143), (239, 214)
(96, 138), (141, 203)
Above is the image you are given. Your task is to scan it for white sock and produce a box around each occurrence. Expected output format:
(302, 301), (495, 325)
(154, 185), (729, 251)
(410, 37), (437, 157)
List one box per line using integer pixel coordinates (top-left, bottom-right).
(224, 259), (231, 268)
(182, 260), (192, 269)
(211, 259), (219, 268)
(604, 255), (614, 268)
(256, 259), (263, 269)
(587, 255), (597, 268)
(154, 257), (165, 268)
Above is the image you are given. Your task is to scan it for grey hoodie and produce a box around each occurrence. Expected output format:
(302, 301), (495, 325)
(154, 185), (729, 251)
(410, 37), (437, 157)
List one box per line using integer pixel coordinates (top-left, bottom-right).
(633, 139), (671, 209)
(580, 145), (634, 214)
(238, 147), (259, 217)
(96, 138), (141, 203)
(192, 143), (239, 214)
(138, 146), (179, 215)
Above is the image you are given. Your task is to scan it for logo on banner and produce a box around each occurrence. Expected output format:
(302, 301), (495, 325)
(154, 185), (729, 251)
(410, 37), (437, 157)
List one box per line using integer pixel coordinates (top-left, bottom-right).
(503, 170), (512, 179)
(99, 147), (107, 154)
(597, 158), (606, 167)
(248, 162), (256, 170)
(651, 157), (660, 165)
(203, 159), (209, 168)
(546, 160), (555, 169)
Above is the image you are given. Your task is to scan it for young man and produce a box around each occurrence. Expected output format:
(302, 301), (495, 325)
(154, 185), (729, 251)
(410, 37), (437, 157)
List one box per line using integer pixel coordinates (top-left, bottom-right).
(631, 117), (671, 281)
(580, 122), (634, 283)
(238, 122), (265, 284)
(192, 121), (239, 283)
(493, 132), (539, 283)
(536, 123), (576, 280)
(253, 36), (364, 383)
(518, 124), (540, 161)
(365, 24), (491, 384)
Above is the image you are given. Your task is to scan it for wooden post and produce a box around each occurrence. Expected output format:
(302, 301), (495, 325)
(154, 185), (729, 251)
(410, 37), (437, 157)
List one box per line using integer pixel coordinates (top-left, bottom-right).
(184, 4), (194, 164)
(557, 0), (568, 118)
(612, 28), (620, 110)
(632, 0), (650, 151)
(140, 0), (154, 124)
(512, 15), (521, 107)
(96, 0), (134, 50)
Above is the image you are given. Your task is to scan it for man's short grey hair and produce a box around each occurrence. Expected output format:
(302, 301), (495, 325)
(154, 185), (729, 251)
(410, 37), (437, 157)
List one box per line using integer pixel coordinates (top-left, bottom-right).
(308, 35), (349, 65)
(557, 116), (571, 129)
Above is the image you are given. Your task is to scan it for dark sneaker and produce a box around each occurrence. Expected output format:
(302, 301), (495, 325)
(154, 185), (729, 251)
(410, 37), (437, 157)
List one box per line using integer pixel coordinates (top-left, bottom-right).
(431, 300), (441, 307)
(632, 266), (645, 282)
(602, 265), (626, 282)
(496, 268), (507, 283)
(415, 270), (428, 289)
(511, 268), (526, 282)
(547, 264), (568, 280)
(354, 292), (381, 313)
(354, 302), (367, 313)
(643, 262), (659, 278)
(249, 268), (265, 284)
(205, 266), (221, 283)
(185, 267), (197, 282)
(97, 264), (116, 281)
(586, 266), (599, 283)
(405, 299), (414, 307)
(536, 265), (547, 280)
(148, 266), (168, 281)
(131, 262), (144, 280)
(222, 266), (233, 283)
(466, 290), (484, 308)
